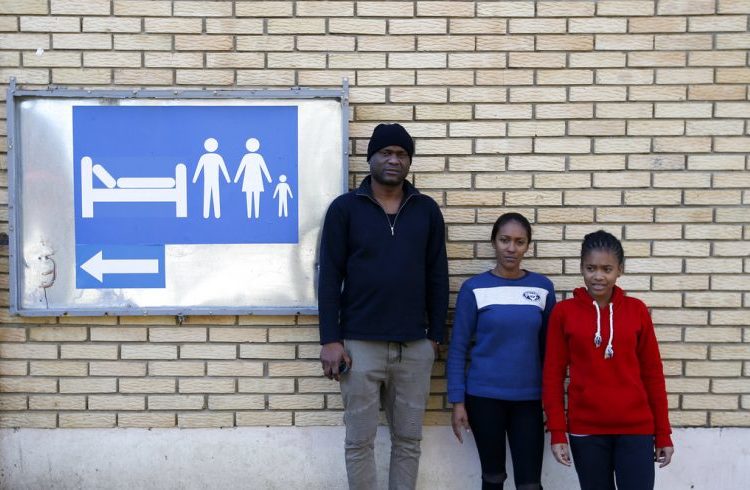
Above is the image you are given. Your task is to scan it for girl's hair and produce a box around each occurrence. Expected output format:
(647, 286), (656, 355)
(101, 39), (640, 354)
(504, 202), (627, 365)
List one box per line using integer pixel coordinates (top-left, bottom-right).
(491, 212), (532, 242)
(580, 230), (625, 266)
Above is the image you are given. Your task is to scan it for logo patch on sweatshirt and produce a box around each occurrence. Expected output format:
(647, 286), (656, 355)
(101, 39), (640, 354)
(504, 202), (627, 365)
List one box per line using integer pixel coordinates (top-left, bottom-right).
(474, 286), (548, 310)
(523, 290), (541, 302)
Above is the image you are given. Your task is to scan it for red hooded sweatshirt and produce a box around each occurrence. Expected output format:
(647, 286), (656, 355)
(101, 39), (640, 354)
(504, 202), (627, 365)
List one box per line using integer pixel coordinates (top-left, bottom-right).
(542, 286), (672, 448)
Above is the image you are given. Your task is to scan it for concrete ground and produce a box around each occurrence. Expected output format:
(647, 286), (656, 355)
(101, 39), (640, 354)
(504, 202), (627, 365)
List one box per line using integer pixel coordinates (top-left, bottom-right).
(1, 427), (748, 489)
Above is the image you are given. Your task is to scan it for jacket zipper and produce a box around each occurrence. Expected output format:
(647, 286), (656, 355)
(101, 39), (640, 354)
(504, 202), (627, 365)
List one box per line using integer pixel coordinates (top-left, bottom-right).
(362, 194), (415, 236)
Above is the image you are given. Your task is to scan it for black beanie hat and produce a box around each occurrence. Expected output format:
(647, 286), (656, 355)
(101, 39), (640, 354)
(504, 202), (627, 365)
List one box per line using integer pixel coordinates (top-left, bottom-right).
(366, 123), (414, 161)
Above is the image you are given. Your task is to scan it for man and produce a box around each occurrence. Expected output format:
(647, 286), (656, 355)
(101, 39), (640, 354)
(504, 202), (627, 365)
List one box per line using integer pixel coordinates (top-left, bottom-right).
(318, 123), (449, 490)
(192, 137), (231, 219)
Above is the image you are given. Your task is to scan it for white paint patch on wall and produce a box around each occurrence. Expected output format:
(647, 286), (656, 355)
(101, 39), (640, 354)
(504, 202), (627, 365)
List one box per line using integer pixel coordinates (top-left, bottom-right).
(1, 427), (747, 489)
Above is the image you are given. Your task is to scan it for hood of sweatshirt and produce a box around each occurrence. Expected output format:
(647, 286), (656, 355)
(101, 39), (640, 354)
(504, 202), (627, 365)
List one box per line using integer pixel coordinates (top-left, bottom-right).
(572, 285), (626, 360)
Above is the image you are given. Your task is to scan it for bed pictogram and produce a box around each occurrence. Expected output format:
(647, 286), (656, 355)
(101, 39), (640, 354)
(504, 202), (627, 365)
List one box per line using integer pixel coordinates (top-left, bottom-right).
(80, 156), (188, 218)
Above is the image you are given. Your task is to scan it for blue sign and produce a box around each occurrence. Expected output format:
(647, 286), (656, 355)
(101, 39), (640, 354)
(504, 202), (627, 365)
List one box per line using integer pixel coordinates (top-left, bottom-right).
(73, 105), (299, 288)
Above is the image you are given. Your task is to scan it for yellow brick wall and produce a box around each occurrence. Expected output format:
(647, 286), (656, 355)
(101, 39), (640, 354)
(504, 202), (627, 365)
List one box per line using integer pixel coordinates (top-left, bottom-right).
(0, 0), (748, 429)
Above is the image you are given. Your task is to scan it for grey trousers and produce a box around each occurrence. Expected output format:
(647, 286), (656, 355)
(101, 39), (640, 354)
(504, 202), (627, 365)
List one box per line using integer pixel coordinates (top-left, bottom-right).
(340, 339), (435, 490)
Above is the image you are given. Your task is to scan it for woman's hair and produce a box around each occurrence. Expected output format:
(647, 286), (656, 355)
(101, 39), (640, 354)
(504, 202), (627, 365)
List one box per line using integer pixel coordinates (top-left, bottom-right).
(580, 230), (625, 266)
(490, 212), (532, 242)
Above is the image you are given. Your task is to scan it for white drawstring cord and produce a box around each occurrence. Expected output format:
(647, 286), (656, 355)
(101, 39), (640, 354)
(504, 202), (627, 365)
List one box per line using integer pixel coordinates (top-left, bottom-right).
(605, 303), (614, 359)
(593, 300), (614, 359)
(593, 300), (602, 348)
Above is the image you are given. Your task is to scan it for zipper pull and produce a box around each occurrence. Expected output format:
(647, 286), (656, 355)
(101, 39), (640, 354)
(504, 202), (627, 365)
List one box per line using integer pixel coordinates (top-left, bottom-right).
(390, 226), (394, 236)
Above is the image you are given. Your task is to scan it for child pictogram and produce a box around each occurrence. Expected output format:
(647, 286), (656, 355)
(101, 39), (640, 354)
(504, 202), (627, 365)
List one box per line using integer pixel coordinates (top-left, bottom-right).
(273, 174), (294, 217)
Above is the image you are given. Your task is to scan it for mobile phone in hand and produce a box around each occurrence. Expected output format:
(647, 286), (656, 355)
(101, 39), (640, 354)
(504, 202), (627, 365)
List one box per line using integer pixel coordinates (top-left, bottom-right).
(338, 360), (350, 375)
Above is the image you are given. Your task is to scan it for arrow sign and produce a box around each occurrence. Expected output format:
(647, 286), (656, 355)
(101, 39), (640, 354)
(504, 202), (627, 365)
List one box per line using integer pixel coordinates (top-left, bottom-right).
(80, 251), (159, 282)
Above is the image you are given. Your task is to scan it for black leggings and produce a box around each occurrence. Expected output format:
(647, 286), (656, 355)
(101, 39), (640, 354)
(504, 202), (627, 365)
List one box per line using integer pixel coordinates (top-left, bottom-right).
(569, 434), (655, 490)
(465, 394), (544, 490)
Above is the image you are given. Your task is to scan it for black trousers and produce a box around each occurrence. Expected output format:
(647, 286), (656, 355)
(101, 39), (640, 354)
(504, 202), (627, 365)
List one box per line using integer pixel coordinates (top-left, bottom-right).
(465, 394), (544, 490)
(569, 434), (655, 490)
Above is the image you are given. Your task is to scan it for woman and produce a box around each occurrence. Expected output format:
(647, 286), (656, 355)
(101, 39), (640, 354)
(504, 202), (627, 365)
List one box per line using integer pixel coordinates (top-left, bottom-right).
(542, 230), (673, 490)
(447, 212), (556, 489)
(234, 137), (272, 219)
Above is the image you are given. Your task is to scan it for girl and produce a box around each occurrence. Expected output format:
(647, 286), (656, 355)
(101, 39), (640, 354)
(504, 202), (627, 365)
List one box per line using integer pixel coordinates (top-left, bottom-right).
(542, 230), (674, 490)
(447, 213), (556, 489)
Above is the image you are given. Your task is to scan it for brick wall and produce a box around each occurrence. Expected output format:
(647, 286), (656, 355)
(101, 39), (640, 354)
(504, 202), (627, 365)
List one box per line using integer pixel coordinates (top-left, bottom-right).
(0, 0), (748, 429)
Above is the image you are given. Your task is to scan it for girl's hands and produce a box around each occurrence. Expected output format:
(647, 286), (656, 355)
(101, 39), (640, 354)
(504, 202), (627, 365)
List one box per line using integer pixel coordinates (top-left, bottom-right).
(655, 446), (674, 468)
(551, 443), (572, 466)
(451, 403), (471, 443)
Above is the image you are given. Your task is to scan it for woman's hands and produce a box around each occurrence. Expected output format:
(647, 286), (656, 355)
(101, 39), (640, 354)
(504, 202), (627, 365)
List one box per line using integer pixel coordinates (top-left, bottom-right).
(550, 442), (673, 468)
(551, 443), (572, 466)
(655, 446), (674, 468)
(451, 402), (471, 443)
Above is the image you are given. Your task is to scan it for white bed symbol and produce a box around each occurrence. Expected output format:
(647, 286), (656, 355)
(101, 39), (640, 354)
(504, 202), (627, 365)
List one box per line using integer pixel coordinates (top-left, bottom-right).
(80, 156), (188, 218)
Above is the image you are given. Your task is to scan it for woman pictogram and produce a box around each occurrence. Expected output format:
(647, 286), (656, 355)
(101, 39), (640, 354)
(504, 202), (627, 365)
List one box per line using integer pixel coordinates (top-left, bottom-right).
(234, 138), (272, 219)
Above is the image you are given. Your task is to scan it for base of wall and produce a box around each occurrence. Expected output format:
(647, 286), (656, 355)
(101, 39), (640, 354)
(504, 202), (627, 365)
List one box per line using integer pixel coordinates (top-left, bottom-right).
(1, 427), (747, 489)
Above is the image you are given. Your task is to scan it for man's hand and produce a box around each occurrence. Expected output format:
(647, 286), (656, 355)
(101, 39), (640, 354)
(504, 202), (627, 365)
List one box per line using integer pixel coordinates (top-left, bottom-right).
(451, 403), (471, 444)
(551, 443), (572, 466)
(320, 342), (351, 381)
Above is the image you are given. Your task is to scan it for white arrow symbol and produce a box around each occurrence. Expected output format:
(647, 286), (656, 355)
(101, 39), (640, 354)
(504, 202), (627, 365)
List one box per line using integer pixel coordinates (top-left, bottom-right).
(80, 251), (160, 282)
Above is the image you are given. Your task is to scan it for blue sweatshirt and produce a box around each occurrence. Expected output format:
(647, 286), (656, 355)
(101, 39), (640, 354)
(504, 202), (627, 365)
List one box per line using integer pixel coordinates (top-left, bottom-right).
(446, 270), (556, 403)
(318, 176), (449, 345)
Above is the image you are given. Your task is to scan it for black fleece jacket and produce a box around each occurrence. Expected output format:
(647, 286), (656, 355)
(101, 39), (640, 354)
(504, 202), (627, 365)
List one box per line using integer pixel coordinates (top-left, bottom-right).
(318, 176), (449, 345)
